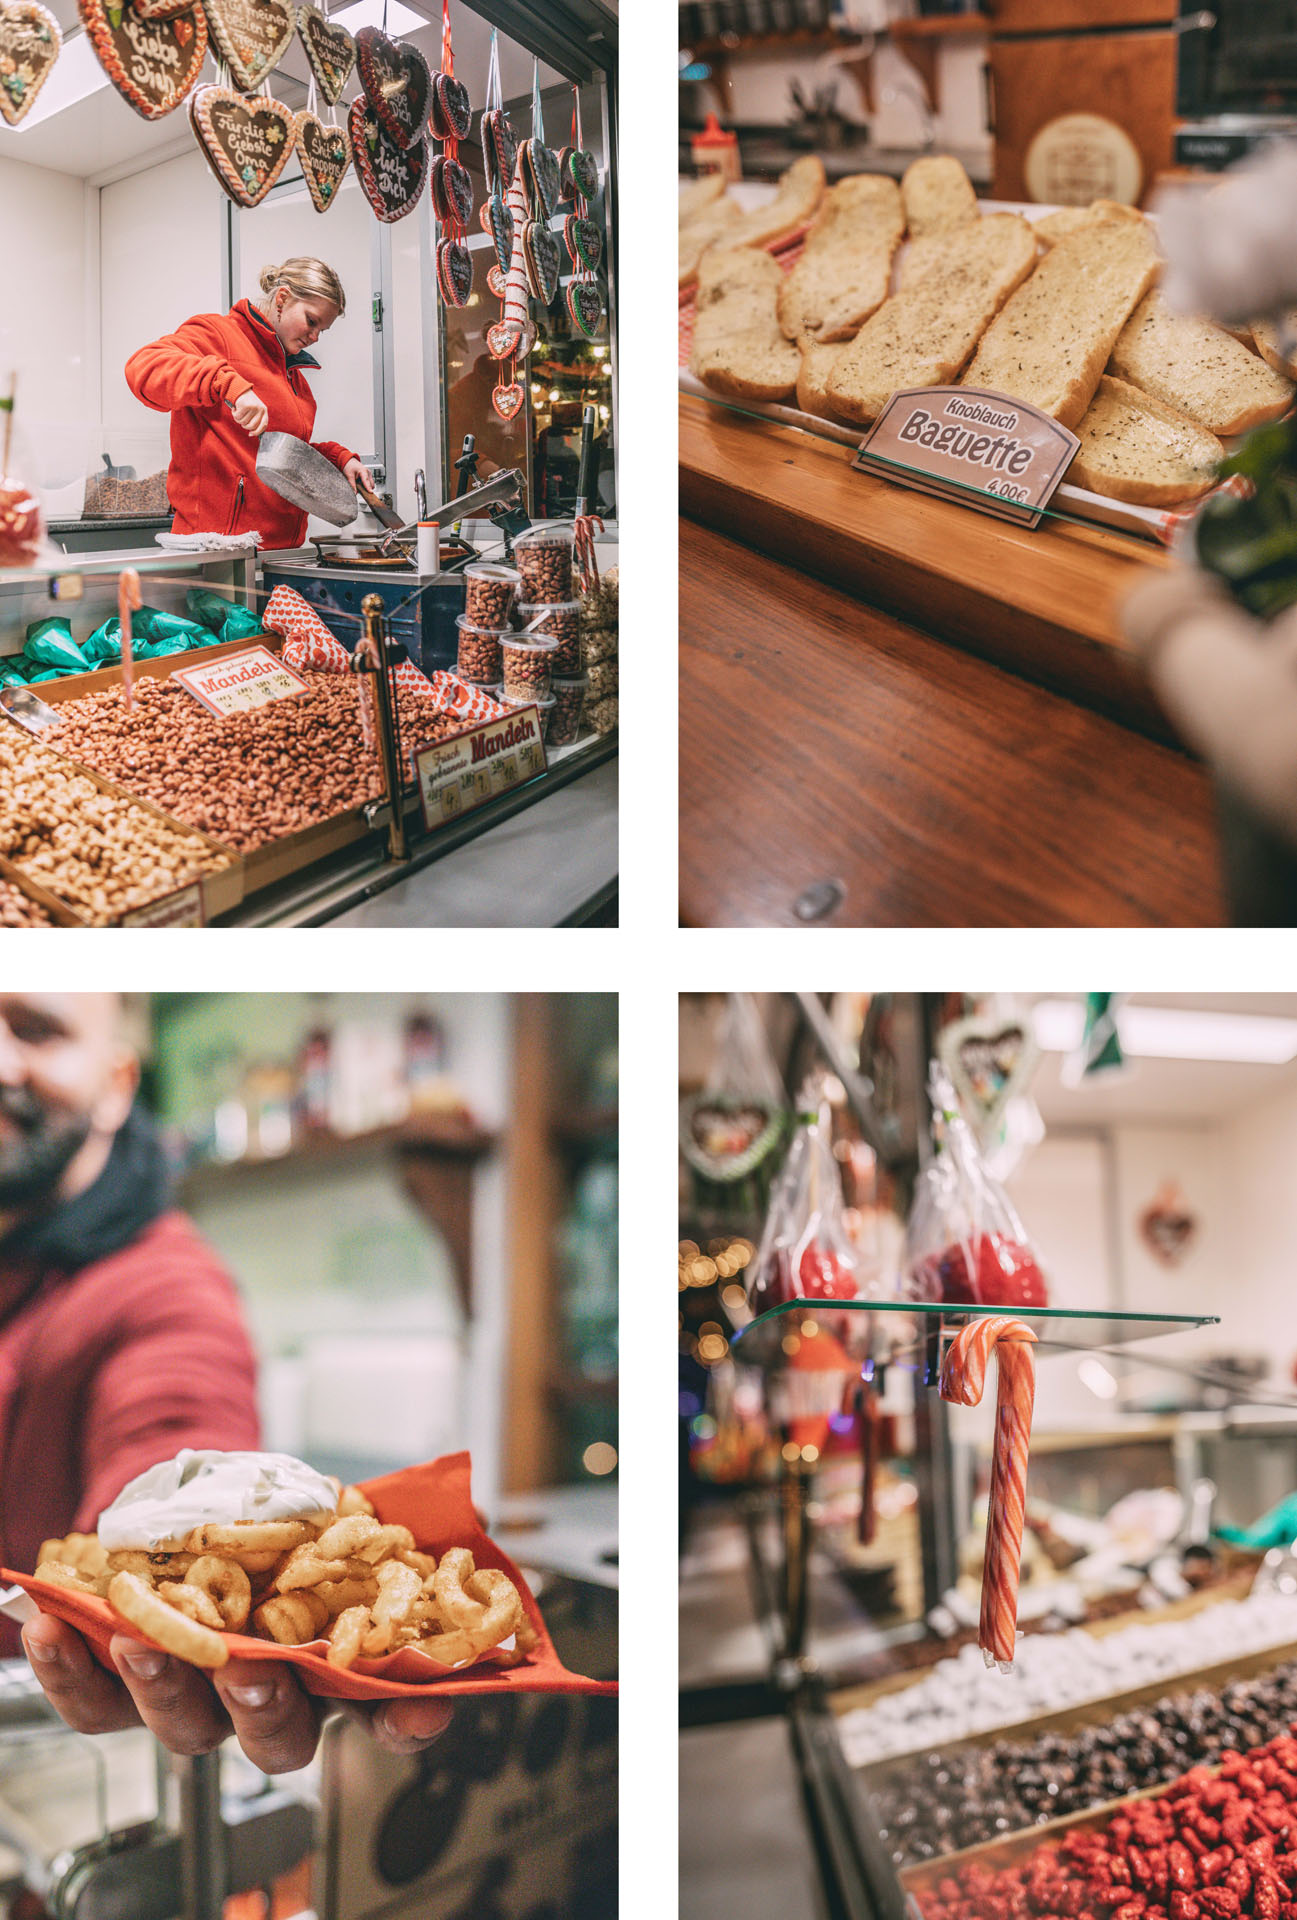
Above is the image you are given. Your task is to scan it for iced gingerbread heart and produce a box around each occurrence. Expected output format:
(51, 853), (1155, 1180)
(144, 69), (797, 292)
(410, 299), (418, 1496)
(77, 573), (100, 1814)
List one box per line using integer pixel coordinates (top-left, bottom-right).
(492, 381), (524, 423)
(487, 189), (512, 274)
(79, 0), (207, 120)
(567, 147), (597, 200)
(486, 319), (514, 361)
(436, 238), (472, 308)
(294, 109), (349, 212)
(202, 0), (294, 92)
(489, 108), (517, 189)
(520, 137), (558, 218)
(348, 96), (426, 222)
(522, 220), (559, 305)
(190, 83), (294, 206)
(563, 214), (600, 274)
(487, 263), (506, 298)
(430, 153), (472, 228)
(430, 68), (469, 140)
(0, 0), (61, 126)
(566, 279), (602, 340)
(295, 2), (353, 104)
(355, 25), (429, 150)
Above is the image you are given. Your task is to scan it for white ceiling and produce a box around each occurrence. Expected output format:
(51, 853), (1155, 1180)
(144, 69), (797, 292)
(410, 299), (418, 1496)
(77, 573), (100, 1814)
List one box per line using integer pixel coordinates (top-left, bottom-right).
(1025, 994), (1297, 1129)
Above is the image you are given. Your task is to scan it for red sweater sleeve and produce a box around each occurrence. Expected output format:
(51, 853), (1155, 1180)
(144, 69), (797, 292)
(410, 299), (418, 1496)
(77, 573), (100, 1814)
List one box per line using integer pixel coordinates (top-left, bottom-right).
(72, 1239), (260, 1531)
(125, 317), (253, 414)
(311, 438), (358, 472)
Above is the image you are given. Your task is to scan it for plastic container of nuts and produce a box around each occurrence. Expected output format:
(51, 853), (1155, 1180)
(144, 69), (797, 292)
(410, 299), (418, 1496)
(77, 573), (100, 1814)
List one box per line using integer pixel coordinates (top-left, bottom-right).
(455, 615), (507, 683)
(501, 689), (555, 742)
(548, 674), (587, 746)
(516, 600), (582, 676)
(462, 563), (520, 629)
(499, 634), (558, 702)
(512, 524), (575, 603)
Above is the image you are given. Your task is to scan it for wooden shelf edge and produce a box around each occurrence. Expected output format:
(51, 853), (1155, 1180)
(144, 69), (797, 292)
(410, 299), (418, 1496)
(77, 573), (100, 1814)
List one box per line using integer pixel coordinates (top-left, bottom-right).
(177, 1113), (497, 1197)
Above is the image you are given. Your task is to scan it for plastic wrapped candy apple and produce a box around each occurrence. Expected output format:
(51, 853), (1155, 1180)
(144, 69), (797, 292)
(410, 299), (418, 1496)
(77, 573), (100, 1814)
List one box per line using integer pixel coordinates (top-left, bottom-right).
(0, 475), (42, 570)
(747, 1104), (862, 1320)
(925, 1231), (1048, 1310)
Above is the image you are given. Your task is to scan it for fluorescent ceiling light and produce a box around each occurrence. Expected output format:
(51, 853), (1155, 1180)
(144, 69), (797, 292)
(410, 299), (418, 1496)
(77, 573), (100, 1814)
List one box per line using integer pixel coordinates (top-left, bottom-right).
(1078, 1357), (1119, 1401)
(333, 0), (427, 31)
(11, 31), (109, 129)
(1033, 999), (1297, 1066)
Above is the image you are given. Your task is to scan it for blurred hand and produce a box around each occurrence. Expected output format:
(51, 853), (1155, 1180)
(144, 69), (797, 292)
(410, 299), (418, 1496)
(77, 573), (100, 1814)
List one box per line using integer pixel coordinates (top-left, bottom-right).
(22, 1612), (453, 1772)
(343, 457), (375, 495)
(230, 389), (270, 437)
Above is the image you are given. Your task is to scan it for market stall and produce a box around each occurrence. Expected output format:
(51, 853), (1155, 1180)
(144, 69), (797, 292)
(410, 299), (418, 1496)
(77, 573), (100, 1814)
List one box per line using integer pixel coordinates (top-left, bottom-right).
(679, 992), (1297, 1920)
(0, 0), (617, 926)
(678, 3), (1297, 928)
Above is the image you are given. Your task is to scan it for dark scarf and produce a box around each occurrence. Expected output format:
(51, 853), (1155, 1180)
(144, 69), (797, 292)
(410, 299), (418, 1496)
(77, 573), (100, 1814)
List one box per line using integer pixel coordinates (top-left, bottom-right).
(0, 1103), (172, 1276)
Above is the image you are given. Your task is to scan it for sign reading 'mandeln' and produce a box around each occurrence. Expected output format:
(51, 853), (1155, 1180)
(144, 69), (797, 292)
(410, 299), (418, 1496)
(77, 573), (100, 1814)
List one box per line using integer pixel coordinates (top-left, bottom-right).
(853, 387), (1081, 529)
(414, 705), (548, 831)
(172, 646), (311, 718)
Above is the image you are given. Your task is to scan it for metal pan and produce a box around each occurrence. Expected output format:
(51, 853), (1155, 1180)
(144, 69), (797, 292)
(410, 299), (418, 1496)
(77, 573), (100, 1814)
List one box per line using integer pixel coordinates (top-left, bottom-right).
(256, 432), (358, 527)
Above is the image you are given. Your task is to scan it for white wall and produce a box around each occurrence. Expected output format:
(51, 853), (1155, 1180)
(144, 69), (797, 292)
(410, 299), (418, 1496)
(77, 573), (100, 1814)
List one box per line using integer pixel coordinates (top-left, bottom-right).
(0, 155), (89, 493)
(1224, 1082), (1297, 1394)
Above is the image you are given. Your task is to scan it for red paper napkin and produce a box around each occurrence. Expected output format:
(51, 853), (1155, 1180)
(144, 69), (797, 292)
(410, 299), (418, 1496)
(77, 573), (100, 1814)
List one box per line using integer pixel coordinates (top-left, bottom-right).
(4, 1451), (616, 1702)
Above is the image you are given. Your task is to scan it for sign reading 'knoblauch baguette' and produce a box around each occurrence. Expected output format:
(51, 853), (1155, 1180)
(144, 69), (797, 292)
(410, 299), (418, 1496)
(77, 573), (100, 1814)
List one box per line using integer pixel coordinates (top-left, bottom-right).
(172, 646), (310, 718)
(853, 387), (1081, 529)
(414, 705), (548, 832)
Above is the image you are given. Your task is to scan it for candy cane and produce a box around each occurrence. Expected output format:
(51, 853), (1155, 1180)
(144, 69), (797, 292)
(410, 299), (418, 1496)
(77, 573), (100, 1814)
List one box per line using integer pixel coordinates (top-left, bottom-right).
(573, 512), (603, 593)
(499, 154), (535, 356)
(939, 1316), (1037, 1669)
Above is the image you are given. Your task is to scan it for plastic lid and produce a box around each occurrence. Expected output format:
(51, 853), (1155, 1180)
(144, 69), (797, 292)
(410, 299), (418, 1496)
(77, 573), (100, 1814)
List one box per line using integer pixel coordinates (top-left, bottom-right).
(500, 634), (558, 653)
(513, 522), (575, 547)
(464, 563), (520, 581)
(456, 673), (502, 691)
(517, 600), (582, 616)
(455, 613), (511, 636)
(502, 690), (555, 710)
(552, 674), (589, 689)
(694, 113), (737, 149)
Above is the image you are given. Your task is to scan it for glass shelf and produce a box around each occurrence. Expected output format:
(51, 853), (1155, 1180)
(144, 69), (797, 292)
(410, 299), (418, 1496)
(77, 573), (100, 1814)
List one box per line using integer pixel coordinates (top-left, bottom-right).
(731, 1298), (1221, 1371)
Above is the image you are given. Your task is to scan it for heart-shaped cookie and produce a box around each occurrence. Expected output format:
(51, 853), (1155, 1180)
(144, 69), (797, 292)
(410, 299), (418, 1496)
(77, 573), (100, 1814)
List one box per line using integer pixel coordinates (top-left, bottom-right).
(0, 1), (61, 126)
(937, 1010), (1039, 1140)
(348, 95), (427, 222)
(486, 319), (514, 361)
(294, 108), (349, 212)
(555, 144), (572, 200)
(295, 1), (353, 103)
(355, 25), (429, 150)
(436, 237), (472, 308)
(492, 381), (524, 422)
(190, 83), (294, 205)
(79, 0), (207, 120)
(131, 0), (192, 21)
(430, 68), (469, 140)
(521, 137), (558, 218)
(567, 146), (598, 201)
(522, 219), (559, 305)
(566, 278), (602, 340)
(487, 263), (506, 298)
(430, 153), (472, 228)
(563, 214), (601, 274)
(487, 189), (512, 274)
(202, 0), (293, 92)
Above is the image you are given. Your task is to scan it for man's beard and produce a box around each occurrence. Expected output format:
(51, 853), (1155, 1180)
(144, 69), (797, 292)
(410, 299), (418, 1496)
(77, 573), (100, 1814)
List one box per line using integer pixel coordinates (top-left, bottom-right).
(0, 1085), (94, 1210)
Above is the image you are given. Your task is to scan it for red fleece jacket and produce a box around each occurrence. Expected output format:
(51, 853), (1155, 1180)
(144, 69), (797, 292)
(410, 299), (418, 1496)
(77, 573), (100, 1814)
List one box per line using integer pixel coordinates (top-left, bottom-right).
(125, 299), (357, 550)
(0, 1209), (259, 1652)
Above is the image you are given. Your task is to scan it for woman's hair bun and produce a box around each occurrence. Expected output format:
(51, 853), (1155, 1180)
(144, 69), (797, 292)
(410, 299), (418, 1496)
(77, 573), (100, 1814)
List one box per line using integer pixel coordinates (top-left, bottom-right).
(259, 264), (280, 296)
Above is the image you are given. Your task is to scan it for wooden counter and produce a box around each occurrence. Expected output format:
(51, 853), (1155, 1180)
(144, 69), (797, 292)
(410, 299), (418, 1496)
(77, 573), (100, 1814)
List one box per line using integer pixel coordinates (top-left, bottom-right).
(679, 518), (1225, 928)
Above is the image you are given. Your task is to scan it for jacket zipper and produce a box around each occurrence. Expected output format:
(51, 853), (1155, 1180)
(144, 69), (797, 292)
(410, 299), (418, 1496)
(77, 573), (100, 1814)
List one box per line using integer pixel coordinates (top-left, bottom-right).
(225, 476), (245, 536)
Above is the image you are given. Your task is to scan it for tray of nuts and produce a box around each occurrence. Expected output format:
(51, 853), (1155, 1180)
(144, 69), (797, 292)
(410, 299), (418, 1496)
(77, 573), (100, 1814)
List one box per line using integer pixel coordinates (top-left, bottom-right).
(0, 865), (79, 926)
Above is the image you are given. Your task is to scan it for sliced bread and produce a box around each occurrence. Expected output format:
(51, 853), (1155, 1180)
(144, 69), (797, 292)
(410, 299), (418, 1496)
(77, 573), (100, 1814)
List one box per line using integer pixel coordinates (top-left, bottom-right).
(700, 155), (825, 262)
(1252, 314), (1297, 382)
(690, 247), (801, 403)
(900, 154), (977, 237)
(827, 213), (1037, 426)
(1032, 200), (1146, 249)
(961, 216), (1159, 428)
(796, 339), (855, 421)
(1068, 375), (1223, 507)
(1110, 289), (1293, 436)
(777, 174), (905, 344)
(680, 173), (727, 225)
(680, 198), (740, 286)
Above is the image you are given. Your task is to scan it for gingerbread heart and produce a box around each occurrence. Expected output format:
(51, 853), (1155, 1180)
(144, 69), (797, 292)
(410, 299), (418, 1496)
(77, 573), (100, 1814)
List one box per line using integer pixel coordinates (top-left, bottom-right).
(521, 137), (559, 218)
(567, 147), (598, 200)
(294, 108), (349, 212)
(202, 0), (293, 92)
(491, 108), (517, 188)
(430, 68), (469, 140)
(486, 319), (514, 361)
(348, 95), (427, 222)
(563, 214), (601, 274)
(355, 25), (429, 150)
(79, 0), (207, 120)
(430, 153), (472, 228)
(190, 83), (294, 205)
(488, 189), (512, 273)
(487, 263), (506, 298)
(0, 1), (61, 126)
(555, 144), (572, 200)
(436, 237), (472, 308)
(493, 381), (524, 423)
(132, 0), (192, 21)
(522, 219), (559, 305)
(295, 1), (353, 104)
(567, 278), (602, 340)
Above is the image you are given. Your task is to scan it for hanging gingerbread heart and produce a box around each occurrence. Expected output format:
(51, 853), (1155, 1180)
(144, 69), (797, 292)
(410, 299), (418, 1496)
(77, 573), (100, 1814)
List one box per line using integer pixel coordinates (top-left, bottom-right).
(490, 108), (517, 187)
(487, 263), (506, 298)
(0, 1), (61, 126)
(430, 67), (469, 140)
(294, 108), (349, 212)
(555, 143), (573, 200)
(486, 189), (512, 273)
(520, 136), (558, 218)
(1138, 1180), (1198, 1269)
(563, 213), (601, 274)
(132, 0), (195, 20)
(522, 220), (559, 305)
(938, 1009), (1039, 1141)
(348, 95), (427, 222)
(201, 0), (294, 93)
(493, 380), (524, 422)
(436, 237), (472, 307)
(486, 319), (514, 361)
(567, 279), (602, 340)
(295, 1), (353, 104)
(567, 147), (598, 201)
(430, 153), (472, 227)
(79, 0), (207, 120)
(190, 83), (294, 205)
(355, 25), (430, 150)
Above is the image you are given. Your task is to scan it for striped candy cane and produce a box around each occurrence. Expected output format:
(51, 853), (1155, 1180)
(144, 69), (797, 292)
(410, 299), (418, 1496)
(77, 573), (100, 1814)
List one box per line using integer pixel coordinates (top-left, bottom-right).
(499, 154), (535, 357)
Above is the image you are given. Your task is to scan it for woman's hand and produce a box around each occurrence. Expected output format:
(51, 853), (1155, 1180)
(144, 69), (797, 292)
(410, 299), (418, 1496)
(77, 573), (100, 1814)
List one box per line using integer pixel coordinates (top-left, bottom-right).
(344, 457), (375, 495)
(230, 389), (270, 438)
(22, 1612), (453, 1772)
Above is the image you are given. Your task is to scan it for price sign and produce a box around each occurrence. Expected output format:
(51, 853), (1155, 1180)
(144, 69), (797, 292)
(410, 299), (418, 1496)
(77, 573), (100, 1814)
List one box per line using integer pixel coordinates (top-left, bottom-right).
(121, 881), (205, 927)
(172, 646), (309, 718)
(414, 705), (547, 832)
(853, 386), (1080, 529)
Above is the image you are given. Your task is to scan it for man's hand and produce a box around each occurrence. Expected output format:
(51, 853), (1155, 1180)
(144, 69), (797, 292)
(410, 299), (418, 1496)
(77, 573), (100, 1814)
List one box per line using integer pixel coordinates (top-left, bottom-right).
(230, 389), (270, 437)
(343, 457), (375, 495)
(22, 1612), (453, 1772)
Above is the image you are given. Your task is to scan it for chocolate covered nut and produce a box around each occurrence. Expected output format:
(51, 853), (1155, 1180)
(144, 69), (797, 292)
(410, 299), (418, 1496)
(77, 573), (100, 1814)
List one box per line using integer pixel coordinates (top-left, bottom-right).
(513, 525), (574, 603)
(548, 674), (586, 745)
(516, 599), (581, 675)
(499, 635), (557, 701)
(455, 615), (505, 682)
(463, 563), (520, 629)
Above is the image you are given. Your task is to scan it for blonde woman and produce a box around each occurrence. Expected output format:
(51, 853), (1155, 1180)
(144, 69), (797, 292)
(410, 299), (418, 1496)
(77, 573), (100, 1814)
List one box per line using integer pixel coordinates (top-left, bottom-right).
(125, 257), (374, 550)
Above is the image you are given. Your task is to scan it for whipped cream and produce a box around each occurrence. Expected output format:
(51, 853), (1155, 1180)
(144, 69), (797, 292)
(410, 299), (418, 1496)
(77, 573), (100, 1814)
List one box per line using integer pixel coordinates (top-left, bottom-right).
(98, 1449), (337, 1551)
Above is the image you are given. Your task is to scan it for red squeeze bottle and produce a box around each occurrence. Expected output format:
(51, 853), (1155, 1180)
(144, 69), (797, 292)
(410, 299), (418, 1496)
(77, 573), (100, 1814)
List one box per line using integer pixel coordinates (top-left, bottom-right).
(935, 1233), (1048, 1309)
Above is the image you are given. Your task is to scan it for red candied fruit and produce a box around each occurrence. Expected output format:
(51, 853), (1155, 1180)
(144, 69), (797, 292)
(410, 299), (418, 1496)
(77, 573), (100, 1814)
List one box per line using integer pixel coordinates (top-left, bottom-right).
(931, 1232), (1049, 1309)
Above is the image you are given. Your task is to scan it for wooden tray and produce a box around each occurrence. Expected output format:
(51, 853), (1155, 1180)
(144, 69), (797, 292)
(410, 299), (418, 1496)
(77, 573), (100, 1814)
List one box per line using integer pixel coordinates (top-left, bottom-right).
(28, 631), (282, 704)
